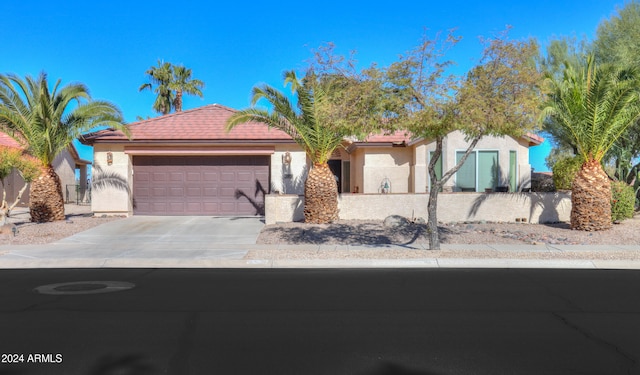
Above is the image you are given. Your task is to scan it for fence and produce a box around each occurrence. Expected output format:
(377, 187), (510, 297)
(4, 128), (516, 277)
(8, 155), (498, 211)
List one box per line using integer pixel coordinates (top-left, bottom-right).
(65, 184), (91, 205)
(264, 192), (572, 225)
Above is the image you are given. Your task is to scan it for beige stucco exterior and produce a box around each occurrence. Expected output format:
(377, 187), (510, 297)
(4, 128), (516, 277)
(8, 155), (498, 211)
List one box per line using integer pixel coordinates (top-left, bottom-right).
(92, 144), (132, 215)
(265, 192), (571, 225)
(89, 131), (539, 216)
(270, 146), (307, 195)
(423, 131), (533, 192)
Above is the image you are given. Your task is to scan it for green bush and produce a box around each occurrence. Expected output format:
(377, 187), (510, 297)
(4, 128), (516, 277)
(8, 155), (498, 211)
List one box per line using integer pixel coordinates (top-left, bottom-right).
(552, 156), (582, 190)
(611, 180), (635, 222)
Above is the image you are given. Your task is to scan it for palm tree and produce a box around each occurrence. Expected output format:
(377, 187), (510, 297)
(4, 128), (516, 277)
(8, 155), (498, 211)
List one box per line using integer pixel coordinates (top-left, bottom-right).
(541, 56), (640, 230)
(170, 65), (204, 112)
(139, 60), (173, 115)
(0, 72), (126, 222)
(226, 71), (343, 223)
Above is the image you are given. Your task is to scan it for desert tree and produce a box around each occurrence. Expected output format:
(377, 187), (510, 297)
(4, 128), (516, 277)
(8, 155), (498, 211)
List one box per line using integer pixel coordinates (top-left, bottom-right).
(386, 28), (542, 249)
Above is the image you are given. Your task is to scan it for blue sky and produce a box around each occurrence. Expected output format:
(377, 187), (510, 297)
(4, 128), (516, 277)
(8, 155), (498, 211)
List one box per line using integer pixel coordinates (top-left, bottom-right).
(0, 0), (626, 172)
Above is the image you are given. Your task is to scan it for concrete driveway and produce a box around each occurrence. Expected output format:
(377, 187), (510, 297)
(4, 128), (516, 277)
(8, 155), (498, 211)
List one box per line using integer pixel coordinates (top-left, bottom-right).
(0, 216), (266, 268)
(59, 216), (264, 248)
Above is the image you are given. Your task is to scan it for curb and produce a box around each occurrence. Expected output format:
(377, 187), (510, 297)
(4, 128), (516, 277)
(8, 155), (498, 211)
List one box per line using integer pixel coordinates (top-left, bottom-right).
(1, 256), (640, 270)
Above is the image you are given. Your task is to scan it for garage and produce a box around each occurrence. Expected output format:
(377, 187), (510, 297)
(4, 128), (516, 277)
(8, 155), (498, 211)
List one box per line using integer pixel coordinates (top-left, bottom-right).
(132, 155), (270, 216)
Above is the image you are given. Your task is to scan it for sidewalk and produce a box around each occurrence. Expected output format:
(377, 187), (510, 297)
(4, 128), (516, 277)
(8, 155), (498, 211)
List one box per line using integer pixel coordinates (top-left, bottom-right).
(1, 241), (640, 269)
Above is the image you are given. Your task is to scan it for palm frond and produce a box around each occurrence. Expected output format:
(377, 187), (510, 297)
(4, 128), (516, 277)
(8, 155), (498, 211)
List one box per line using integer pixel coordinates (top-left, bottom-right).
(542, 56), (640, 163)
(227, 71), (344, 164)
(0, 72), (126, 166)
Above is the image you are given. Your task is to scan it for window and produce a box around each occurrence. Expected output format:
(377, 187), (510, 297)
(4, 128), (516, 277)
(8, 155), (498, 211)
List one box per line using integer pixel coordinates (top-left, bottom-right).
(456, 151), (476, 191)
(455, 150), (499, 192)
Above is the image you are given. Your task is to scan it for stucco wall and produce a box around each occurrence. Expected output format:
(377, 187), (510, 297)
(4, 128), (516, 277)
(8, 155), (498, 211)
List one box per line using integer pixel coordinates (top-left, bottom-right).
(91, 145), (132, 216)
(271, 147), (307, 195)
(362, 147), (412, 193)
(264, 192), (571, 225)
(53, 150), (80, 203)
(425, 131), (533, 191)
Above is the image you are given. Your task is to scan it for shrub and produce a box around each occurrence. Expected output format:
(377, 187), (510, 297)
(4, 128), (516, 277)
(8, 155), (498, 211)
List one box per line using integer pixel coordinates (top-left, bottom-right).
(552, 155), (582, 190)
(611, 180), (635, 222)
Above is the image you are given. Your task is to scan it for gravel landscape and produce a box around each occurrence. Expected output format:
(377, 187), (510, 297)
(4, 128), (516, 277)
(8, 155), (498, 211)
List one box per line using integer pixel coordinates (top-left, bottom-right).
(256, 217), (640, 246)
(0, 205), (122, 246)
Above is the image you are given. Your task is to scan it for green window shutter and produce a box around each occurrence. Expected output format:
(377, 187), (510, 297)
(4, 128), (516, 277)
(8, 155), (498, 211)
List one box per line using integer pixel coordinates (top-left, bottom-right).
(509, 151), (517, 192)
(456, 151), (476, 191)
(478, 151), (498, 191)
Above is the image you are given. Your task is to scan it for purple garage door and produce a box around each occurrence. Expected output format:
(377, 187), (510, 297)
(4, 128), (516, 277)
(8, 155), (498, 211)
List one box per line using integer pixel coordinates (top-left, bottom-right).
(132, 155), (270, 216)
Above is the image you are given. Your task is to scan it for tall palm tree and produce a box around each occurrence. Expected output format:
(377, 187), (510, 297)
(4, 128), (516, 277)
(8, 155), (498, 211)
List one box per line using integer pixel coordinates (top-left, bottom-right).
(541, 56), (640, 230)
(139, 60), (174, 115)
(0, 72), (126, 222)
(170, 65), (204, 112)
(226, 70), (343, 223)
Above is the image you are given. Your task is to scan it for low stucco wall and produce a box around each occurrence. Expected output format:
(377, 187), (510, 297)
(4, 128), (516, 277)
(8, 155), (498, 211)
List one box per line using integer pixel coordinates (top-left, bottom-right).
(264, 192), (571, 225)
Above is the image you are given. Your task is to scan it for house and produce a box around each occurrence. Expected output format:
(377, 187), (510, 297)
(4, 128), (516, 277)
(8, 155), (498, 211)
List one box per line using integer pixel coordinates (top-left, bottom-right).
(80, 104), (543, 218)
(0, 131), (90, 206)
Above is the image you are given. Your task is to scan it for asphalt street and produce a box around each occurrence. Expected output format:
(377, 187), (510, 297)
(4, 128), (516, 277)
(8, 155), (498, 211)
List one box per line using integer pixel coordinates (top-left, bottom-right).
(1, 268), (639, 375)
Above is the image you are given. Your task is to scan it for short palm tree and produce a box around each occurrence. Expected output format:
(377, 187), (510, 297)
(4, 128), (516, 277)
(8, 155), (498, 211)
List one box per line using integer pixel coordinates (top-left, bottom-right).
(0, 72), (126, 222)
(226, 71), (343, 223)
(170, 65), (204, 112)
(541, 56), (640, 230)
(139, 60), (174, 115)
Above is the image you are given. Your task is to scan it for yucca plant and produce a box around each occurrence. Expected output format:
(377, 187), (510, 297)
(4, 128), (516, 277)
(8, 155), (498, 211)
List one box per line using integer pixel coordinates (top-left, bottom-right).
(226, 70), (344, 223)
(0, 72), (126, 222)
(541, 56), (640, 230)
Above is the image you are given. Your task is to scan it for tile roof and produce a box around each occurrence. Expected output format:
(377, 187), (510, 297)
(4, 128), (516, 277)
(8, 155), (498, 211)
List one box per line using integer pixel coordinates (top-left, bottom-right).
(524, 132), (544, 146)
(81, 104), (294, 144)
(0, 131), (22, 149)
(79, 103), (544, 147)
(362, 131), (413, 144)
(81, 104), (418, 145)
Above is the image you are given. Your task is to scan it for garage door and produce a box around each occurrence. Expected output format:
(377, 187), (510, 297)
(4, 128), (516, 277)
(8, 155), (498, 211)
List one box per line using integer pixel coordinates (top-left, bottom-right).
(132, 155), (270, 216)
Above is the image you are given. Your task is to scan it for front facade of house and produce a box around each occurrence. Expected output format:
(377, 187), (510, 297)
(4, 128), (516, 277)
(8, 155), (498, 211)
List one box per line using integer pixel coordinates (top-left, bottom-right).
(82, 104), (542, 217)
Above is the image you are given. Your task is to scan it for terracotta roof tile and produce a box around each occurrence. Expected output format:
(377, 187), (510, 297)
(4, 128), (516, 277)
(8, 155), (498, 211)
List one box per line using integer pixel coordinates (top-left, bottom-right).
(82, 104), (293, 144)
(81, 104), (541, 147)
(363, 131), (413, 143)
(0, 132), (22, 149)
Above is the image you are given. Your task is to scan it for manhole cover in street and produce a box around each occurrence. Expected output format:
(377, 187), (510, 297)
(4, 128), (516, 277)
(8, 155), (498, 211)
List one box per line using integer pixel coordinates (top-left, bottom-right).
(34, 281), (135, 295)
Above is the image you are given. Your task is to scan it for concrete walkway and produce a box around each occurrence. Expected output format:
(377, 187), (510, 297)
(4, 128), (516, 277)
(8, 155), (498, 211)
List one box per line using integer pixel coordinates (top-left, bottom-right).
(1, 241), (640, 269)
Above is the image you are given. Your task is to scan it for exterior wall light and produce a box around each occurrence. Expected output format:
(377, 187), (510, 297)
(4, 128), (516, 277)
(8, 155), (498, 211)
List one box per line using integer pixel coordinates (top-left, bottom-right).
(283, 151), (292, 165)
(106, 151), (113, 166)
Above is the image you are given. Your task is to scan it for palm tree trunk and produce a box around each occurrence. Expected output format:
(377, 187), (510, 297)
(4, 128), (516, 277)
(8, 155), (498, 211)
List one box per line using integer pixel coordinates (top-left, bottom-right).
(571, 159), (612, 231)
(304, 163), (339, 224)
(29, 165), (65, 222)
(174, 90), (183, 112)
